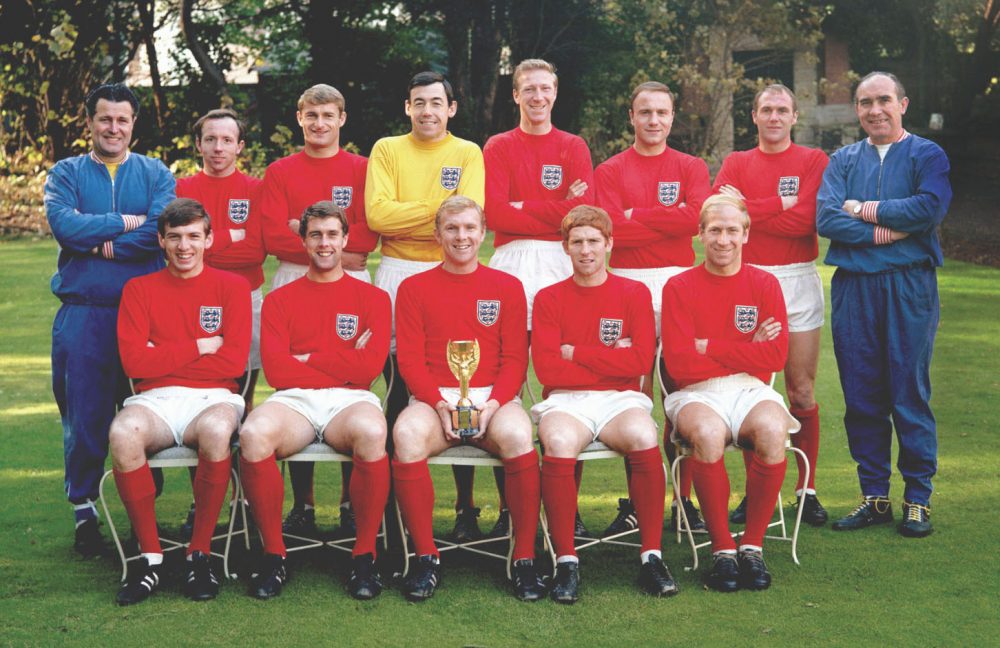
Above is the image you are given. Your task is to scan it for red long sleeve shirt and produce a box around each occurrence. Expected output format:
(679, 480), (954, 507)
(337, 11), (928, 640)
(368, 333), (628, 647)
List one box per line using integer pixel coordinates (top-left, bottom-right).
(531, 273), (655, 397)
(118, 266), (252, 393)
(258, 150), (376, 265)
(260, 274), (391, 391)
(712, 144), (829, 265)
(484, 127), (594, 247)
(661, 264), (787, 388)
(595, 146), (710, 269)
(395, 264), (528, 407)
(175, 170), (265, 289)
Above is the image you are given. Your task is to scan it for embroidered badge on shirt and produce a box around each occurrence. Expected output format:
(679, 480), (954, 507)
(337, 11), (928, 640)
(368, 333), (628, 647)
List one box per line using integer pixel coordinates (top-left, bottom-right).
(734, 305), (759, 333)
(477, 300), (500, 326)
(441, 167), (462, 191)
(336, 314), (359, 340)
(228, 199), (250, 224)
(332, 186), (353, 209)
(541, 165), (563, 190)
(200, 306), (223, 333)
(599, 318), (623, 346)
(778, 176), (800, 197)
(658, 181), (680, 206)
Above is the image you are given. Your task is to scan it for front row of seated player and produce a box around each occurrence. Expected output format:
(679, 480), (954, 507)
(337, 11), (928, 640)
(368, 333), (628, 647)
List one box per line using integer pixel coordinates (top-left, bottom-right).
(109, 194), (796, 606)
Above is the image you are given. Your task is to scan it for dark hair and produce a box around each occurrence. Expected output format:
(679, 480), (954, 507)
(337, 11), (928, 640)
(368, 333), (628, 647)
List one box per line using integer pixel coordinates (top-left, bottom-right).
(299, 201), (349, 238)
(158, 198), (211, 236)
(408, 71), (454, 103)
(753, 83), (797, 112)
(630, 81), (675, 111)
(193, 108), (246, 142)
(85, 83), (140, 119)
(855, 71), (907, 102)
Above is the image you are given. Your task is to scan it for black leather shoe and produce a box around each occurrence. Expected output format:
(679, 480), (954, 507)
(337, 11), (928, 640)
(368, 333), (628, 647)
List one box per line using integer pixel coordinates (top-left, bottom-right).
(706, 553), (740, 593)
(184, 551), (220, 601)
(403, 555), (441, 602)
(668, 497), (707, 532)
(797, 493), (829, 526)
(737, 548), (771, 591)
(282, 506), (318, 537)
(898, 501), (933, 538)
(347, 553), (383, 600)
(116, 557), (161, 605)
(574, 511), (592, 539)
(602, 498), (638, 537)
(729, 496), (748, 524)
(250, 553), (288, 600)
(550, 561), (580, 604)
(511, 558), (546, 602)
(832, 496), (893, 531)
(74, 518), (108, 558)
(488, 509), (511, 539)
(638, 556), (679, 597)
(451, 507), (483, 543)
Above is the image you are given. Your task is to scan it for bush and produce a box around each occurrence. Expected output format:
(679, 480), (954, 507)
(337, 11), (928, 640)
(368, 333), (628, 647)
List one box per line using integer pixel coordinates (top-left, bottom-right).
(0, 148), (48, 236)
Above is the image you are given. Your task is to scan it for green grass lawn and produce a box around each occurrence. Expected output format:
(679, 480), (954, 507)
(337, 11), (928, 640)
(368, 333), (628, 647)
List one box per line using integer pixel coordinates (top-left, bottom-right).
(1, 235), (998, 646)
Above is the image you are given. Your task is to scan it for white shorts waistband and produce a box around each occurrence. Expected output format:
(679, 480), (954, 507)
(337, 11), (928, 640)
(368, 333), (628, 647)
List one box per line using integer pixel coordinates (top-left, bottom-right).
(682, 373), (767, 393)
(749, 261), (817, 279)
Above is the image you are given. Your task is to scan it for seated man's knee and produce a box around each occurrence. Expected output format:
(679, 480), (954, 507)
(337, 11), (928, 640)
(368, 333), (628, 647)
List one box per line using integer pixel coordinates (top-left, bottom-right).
(351, 412), (388, 460)
(392, 409), (433, 463)
(538, 426), (579, 458)
(751, 421), (787, 463)
(678, 417), (727, 462)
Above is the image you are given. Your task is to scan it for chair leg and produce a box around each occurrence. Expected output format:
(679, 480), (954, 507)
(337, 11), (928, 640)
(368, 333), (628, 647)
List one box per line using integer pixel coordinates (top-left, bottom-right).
(670, 455), (699, 571)
(788, 447), (809, 566)
(98, 469), (129, 583)
(537, 510), (557, 578)
(394, 498), (411, 578)
(222, 467), (242, 579)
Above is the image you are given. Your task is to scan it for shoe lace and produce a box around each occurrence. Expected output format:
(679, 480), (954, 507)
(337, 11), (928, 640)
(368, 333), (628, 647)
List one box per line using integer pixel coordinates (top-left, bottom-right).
(906, 503), (929, 522)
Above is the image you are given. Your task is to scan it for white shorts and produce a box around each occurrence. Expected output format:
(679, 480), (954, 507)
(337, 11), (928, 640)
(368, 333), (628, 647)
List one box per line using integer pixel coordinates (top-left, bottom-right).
(270, 261), (308, 291)
(530, 389), (653, 440)
(609, 265), (688, 337)
(123, 386), (245, 447)
(662, 374), (800, 446)
(345, 268), (372, 284)
(489, 240), (572, 329)
(375, 256), (440, 351)
(266, 387), (382, 442)
(751, 262), (824, 333)
(249, 288), (263, 370)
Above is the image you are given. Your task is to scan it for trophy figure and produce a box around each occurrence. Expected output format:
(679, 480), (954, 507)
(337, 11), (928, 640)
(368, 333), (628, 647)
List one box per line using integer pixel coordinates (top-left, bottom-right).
(447, 339), (481, 439)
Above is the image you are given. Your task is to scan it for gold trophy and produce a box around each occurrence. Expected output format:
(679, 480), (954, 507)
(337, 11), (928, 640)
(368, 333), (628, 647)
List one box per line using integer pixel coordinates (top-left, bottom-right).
(447, 339), (481, 439)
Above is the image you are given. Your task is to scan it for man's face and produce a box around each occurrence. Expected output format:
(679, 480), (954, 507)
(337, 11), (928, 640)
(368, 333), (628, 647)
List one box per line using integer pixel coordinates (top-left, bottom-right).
(752, 90), (797, 147)
(629, 90), (674, 149)
(564, 225), (611, 280)
(855, 75), (908, 145)
(87, 99), (136, 162)
(303, 215), (347, 273)
(435, 208), (484, 266)
(297, 102), (346, 151)
(159, 221), (212, 278)
(405, 83), (456, 142)
(196, 117), (244, 176)
(699, 205), (748, 274)
(514, 69), (558, 128)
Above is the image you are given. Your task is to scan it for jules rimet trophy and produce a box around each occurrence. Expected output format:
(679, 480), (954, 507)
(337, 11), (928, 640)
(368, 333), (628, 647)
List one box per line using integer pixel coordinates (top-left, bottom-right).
(446, 339), (481, 439)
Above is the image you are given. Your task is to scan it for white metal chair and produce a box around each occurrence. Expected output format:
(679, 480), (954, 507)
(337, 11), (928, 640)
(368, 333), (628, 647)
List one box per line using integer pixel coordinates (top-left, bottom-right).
(654, 342), (808, 571)
(394, 444), (515, 579)
(98, 369), (253, 582)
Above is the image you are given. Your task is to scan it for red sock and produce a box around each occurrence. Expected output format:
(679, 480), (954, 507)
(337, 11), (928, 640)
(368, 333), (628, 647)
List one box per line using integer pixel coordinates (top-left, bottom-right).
(791, 404), (819, 492)
(239, 454), (286, 557)
(742, 455), (787, 547)
(114, 463), (162, 555)
(350, 455), (390, 557)
(689, 457), (736, 553)
(340, 462), (353, 505)
(626, 447), (665, 553)
(503, 451), (540, 561)
(392, 459), (438, 557)
(542, 456), (578, 558)
(188, 456), (231, 555)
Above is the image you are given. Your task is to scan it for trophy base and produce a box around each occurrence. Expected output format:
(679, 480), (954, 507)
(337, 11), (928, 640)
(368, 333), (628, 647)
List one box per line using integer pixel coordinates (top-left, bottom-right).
(452, 406), (480, 442)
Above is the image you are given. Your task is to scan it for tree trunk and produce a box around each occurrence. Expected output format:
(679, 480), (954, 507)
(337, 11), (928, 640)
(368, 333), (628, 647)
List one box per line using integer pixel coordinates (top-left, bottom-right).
(181, 0), (230, 105)
(138, 0), (167, 129)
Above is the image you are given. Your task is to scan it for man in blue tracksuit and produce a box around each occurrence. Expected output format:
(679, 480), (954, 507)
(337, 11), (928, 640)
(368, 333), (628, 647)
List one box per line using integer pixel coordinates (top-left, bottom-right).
(44, 84), (175, 554)
(817, 72), (951, 538)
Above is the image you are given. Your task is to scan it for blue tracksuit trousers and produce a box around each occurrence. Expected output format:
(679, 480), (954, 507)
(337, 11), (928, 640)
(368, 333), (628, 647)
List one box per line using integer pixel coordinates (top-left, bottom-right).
(831, 264), (939, 505)
(52, 304), (129, 508)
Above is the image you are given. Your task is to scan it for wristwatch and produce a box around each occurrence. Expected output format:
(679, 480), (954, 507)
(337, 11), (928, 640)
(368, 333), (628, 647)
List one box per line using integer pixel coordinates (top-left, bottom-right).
(852, 203), (862, 216)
